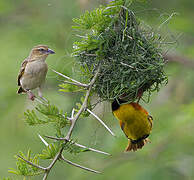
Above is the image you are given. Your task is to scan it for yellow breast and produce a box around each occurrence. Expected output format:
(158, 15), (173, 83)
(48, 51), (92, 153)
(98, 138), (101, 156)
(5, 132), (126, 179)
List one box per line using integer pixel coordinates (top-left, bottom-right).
(113, 103), (152, 141)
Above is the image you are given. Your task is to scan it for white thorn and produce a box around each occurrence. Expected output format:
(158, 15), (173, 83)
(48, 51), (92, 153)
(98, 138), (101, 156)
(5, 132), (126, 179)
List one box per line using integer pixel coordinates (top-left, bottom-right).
(38, 134), (49, 147)
(71, 108), (75, 119)
(86, 109), (116, 137)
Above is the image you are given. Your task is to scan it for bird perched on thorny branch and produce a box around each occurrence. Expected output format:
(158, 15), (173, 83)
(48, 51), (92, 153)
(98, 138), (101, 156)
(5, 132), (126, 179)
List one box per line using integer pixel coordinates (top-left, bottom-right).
(17, 45), (55, 101)
(112, 99), (153, 152)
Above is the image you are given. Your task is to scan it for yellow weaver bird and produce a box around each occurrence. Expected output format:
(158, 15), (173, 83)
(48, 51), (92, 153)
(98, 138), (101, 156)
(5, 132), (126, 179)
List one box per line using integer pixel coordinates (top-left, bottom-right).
(112, 99), (153, 152)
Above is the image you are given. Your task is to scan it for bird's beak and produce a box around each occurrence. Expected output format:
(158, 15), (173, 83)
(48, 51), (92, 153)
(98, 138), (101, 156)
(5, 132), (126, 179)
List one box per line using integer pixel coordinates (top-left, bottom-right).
(47, 48), (55, 54)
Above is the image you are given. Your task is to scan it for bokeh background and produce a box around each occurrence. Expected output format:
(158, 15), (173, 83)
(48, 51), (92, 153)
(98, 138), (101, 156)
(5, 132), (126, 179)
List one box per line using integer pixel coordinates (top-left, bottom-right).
(1, 0), (194, 179)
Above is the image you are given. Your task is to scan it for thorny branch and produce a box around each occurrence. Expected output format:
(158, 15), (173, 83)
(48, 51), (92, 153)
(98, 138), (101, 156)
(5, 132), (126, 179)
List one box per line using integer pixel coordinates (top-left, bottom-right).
(18, 66), (114, 180)
(44, 135), (111, 156)
(52, 69), (88, 88)
(65, 67), (101, 141)
(17, 155), (46, 171)
(60, 155), (101, 174)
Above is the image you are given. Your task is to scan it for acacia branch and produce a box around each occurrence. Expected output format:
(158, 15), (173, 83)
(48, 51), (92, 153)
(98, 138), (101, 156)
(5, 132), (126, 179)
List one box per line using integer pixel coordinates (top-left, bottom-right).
(65, 67), (100, 141)
(42, 67), (101, 179)
(20, 67), (110, 179)
(52, 69), (88, 87)
(60, 155), (101, 174)
(63, 81), (88, 88)
(44, 135), (111, 156)
(17, 155), (46, 171)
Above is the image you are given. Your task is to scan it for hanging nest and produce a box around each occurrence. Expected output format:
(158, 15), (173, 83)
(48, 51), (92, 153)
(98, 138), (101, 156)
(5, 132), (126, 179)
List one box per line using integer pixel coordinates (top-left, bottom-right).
(72, 0), (168, 102)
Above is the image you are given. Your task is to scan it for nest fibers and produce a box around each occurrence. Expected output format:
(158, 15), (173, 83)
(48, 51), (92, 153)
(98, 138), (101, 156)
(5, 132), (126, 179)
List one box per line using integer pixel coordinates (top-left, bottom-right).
(73, 2), (168, 102)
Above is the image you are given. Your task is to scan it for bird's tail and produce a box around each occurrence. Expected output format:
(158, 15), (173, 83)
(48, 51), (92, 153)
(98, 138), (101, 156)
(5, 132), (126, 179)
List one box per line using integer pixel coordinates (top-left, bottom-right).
(125, 138), (150, 152)
(17, 87), (26, 94)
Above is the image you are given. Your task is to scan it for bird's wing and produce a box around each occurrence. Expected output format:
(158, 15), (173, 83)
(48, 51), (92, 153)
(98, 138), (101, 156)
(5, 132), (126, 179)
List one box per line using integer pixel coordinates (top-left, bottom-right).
(17, 59), (28, 86)
(147, 115), (153, 129)
(119, 121), (128, 138)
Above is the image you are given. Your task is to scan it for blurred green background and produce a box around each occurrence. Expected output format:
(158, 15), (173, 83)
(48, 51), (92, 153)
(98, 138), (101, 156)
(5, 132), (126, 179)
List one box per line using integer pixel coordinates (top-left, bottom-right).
(1, 0), (194, 179)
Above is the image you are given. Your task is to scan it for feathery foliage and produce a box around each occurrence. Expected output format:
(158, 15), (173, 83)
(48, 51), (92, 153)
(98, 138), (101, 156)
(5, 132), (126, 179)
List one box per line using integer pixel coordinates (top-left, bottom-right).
(24, 102), (69, 135)
(39, 142), (62, 160)
(8, 150), (43, 176)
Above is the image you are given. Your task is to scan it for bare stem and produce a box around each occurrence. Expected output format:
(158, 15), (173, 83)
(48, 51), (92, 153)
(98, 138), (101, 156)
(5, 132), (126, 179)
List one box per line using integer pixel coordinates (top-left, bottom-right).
(52, 69), (88, 87)
(65, 67), (100, 140)
(17, 155), (46, 171)
(120, 62), (138, 71)
(43, 172), (49, 180)
(43, 147), (64, 180)
(44, 135), (111, 156)
(63, 81), (88, 88)
(84, 53), (97, 57)
(60, 155), (101, 174)
(86, 108), (115, 137)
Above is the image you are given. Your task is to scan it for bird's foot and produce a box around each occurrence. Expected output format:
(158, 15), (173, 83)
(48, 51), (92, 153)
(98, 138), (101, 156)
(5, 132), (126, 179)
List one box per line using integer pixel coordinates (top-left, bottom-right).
(27, 91), (36, 101)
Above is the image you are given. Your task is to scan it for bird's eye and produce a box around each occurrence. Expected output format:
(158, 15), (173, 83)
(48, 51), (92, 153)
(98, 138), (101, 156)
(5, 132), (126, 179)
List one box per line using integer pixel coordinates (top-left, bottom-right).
(38, 48), (45, 52)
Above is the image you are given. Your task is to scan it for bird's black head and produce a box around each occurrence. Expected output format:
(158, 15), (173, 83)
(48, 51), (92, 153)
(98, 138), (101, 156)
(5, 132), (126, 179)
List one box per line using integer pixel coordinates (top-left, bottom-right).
(112, 99), (126, 111)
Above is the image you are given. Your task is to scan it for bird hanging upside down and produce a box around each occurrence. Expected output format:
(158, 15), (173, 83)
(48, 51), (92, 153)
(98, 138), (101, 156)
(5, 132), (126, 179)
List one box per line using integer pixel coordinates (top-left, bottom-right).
(112, 99), (153, 152)
(17, 45), (55, 101)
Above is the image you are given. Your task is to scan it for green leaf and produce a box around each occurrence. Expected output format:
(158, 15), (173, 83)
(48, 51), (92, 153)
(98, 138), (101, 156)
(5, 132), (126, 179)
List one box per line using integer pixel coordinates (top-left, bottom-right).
(39, 142), (62, 160)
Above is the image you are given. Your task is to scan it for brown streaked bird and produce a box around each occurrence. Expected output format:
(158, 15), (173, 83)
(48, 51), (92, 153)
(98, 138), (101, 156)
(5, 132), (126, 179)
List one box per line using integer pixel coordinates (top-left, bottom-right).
(17, 45), (55, 101)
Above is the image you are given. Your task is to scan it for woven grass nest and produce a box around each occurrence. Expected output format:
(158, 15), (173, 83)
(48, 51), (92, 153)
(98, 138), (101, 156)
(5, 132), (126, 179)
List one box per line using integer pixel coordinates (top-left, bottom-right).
(73, 0), (168, 102)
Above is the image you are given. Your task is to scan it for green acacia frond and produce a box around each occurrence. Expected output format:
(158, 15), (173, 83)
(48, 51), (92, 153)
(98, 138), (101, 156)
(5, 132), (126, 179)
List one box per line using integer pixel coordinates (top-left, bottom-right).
(8, 150), (43, 176)
(24, 103), (69, 133)
(24, 110), (48, 126)
(39, 142), (62, 160)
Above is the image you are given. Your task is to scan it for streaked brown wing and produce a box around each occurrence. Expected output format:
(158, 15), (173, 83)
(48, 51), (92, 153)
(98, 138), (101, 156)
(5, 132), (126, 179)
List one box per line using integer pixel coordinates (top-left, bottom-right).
(17, 59), (28, 86)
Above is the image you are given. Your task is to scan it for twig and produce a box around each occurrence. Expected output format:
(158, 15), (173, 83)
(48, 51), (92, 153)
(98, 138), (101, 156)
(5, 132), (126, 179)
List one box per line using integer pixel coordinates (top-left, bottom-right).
(84, 53), (97, 57)
(44, 135), (111, 156)
(52, 69), (88, 87)
(65, 67), (100, 140)
(158, 12), (179, 29)
(17, 155), (46, 171)
(60, 155), (101, 174)
(120, 62), (138, 71)
(43, 147), (64, 180)
(62, 114), (72, 121)
(86, 108), (115, 137)
(63, 81), (88, 88)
